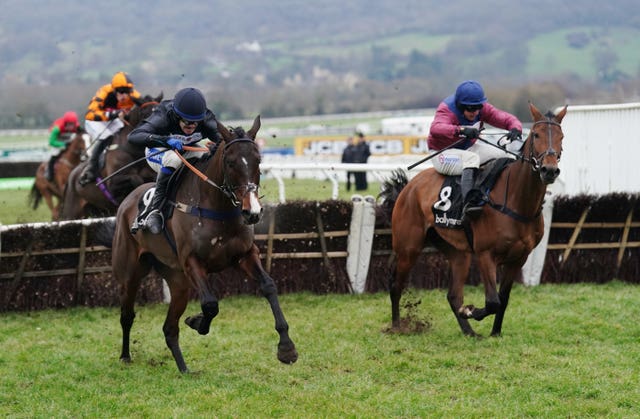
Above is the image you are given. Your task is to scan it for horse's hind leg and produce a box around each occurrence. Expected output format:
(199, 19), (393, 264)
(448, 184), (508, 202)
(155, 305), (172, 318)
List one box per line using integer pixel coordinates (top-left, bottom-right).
(113, 226), (150, 364)
(117, 262), (149, 364)
(390, 227), (425, 329)
(239, 244), (298, 364)
(445, 250), (479, 337)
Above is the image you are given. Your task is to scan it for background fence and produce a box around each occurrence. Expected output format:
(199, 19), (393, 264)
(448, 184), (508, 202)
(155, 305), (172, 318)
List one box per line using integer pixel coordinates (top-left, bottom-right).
(2, 194), (639, 311)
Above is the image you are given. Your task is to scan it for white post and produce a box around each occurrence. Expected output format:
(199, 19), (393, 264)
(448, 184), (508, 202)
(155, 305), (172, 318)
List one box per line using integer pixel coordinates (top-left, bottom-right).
(346, 195), (376, 293)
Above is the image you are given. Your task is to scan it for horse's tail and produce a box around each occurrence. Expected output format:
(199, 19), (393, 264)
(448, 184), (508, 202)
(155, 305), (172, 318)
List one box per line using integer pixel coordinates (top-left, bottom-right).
(28, 183), (42, 210)
(95, 217), (116, 248)
(377, 169), (409, 225)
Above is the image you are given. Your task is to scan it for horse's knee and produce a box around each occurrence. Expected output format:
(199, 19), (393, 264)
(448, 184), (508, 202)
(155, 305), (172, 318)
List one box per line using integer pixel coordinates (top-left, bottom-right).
(120, 310), (135, 329)
(259, 275), (278, 296)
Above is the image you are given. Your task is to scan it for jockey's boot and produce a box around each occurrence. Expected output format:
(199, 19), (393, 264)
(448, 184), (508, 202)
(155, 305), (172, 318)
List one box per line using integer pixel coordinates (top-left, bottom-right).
(79, 138), (109, 186)
(45, 155), (56, 181)
(461, 167), (483, 220)
(142, 167), (174, 234)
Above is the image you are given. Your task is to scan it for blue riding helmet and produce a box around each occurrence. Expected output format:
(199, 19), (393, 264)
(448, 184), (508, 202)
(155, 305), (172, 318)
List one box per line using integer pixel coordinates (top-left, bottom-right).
(173, 87), (207, 121)
(455, 80), (488, 106)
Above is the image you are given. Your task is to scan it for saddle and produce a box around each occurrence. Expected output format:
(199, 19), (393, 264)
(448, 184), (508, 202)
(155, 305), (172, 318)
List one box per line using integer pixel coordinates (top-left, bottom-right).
(432, 158), (514, 229)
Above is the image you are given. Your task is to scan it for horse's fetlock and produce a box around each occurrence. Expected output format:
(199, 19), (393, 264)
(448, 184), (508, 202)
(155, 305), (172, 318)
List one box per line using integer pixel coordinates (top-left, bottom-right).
(486, 301), (501, 314)
(201, 301), (219, 318)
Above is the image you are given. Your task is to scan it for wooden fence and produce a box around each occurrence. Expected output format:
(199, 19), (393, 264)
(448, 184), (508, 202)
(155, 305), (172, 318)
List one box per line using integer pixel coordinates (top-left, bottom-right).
(2, 195), (639, 311)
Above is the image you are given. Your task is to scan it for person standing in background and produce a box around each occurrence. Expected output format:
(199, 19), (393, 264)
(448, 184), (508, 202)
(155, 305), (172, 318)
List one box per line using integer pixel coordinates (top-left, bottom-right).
(341, 136), (356, 191)
(352, 132), (371, 191)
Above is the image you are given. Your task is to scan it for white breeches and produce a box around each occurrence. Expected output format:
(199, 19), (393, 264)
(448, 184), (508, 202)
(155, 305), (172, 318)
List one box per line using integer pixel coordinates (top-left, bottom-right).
(430, 141), (513, 175)
(84, 119), (124, 141)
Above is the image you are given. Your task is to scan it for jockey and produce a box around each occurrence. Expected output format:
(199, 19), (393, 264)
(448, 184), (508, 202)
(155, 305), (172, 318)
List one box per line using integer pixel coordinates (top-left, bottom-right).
(79, 71), (141, 185)
(427, 80), (523, 219)
(45, 111), (81, 181)
(128, 87), (221, 234)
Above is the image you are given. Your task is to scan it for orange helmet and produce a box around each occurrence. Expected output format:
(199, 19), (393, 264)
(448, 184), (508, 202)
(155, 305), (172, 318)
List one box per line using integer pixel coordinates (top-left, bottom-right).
(111, 71), (134, 92)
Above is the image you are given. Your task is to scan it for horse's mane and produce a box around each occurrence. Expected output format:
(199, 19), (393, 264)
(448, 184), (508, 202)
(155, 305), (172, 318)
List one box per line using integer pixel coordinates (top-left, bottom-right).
(544, 110), (556, 119)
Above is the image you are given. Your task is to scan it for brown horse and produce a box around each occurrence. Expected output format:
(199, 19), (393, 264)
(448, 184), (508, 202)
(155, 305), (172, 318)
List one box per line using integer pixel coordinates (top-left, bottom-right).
(28, 129), (88, 220)
(59, 94), (162, 219)
(379, 103), (567, 337)
(108, 116), (297, 373)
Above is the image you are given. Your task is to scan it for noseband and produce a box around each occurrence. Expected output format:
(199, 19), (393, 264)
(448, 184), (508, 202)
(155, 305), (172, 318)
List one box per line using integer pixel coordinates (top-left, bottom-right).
(220, 138), (260, 207)
(526, 119), (562, 172)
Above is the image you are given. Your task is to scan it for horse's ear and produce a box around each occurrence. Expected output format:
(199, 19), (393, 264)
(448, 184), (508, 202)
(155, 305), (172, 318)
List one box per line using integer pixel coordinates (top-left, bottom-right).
(217, 120), (233, 141)
(247, 115), (261, 140)
(156, 91), (164, 102)
(555, 105), (568, 123)
(132, 96), (144, 106)
(529, 102), (543, 121)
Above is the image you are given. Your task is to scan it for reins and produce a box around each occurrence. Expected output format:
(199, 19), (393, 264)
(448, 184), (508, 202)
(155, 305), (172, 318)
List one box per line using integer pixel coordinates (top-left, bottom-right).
(176, 138), (260, 207)
(484, 117), (562, 223)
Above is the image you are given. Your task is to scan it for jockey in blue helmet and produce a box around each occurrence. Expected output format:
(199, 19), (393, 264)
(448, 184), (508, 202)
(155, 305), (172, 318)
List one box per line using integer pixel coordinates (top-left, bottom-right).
(427, 80), (523, 220)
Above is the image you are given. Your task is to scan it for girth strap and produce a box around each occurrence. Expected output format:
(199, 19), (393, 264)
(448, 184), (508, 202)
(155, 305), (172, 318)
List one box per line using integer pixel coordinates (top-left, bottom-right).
(170, 200), (241, 221)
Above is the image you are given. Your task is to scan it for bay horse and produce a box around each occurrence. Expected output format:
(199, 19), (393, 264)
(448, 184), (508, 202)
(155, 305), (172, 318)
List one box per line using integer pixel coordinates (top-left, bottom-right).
(379, 103), (567, 337)
(59, 94), (162, 219)
(28, 129), (88, 220)
(109, 115), (298, 373)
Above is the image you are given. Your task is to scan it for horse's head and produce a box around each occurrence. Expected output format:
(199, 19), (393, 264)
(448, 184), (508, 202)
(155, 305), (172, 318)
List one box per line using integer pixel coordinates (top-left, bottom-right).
(127, 92), (163, 126)
(216, 115), (263, 225)
(526, 102), (567, 184)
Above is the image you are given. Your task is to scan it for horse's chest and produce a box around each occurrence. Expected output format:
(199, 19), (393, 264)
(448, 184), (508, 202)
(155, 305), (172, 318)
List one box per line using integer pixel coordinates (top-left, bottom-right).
(493, 223), (542, 259)
(190, 228), (252, 266)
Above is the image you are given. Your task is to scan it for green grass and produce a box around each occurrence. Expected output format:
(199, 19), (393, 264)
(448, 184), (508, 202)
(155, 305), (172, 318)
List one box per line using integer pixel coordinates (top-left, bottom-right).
(1, 282), (639, 417)
(0, 179), (382, 225)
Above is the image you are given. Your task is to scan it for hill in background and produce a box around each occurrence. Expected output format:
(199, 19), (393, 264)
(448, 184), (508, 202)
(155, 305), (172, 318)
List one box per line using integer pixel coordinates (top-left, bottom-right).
(1, 0), (639, 126)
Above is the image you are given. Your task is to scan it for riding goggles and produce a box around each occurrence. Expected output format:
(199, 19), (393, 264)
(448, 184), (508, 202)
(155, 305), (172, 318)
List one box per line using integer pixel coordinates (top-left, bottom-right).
(180, 118), (201, 127)
(462, 104), (483, 112)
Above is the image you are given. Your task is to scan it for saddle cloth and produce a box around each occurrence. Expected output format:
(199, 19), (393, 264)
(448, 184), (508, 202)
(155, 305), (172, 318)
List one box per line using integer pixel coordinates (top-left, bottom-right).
(432, 158), (514, 229)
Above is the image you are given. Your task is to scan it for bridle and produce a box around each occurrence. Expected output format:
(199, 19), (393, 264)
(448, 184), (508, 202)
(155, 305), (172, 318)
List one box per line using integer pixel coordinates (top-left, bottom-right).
(526, 119), (562, 172)
(174, 136), (260, 207)
(219, 137), (261, 207)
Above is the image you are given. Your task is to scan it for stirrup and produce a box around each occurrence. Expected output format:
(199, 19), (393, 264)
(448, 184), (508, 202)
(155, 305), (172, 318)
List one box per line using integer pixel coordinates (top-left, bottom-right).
(143, 209), (164, 234)
(78, 169), (96, 186)
(462, 201), (483, 220)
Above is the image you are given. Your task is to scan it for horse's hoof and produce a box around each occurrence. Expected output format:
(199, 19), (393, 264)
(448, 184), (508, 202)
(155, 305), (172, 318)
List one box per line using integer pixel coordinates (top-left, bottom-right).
(277, 342), (298, 364)
(185, 314), (211, 335)
(120, 356), (132, 364)
(185, 314), (203, 331)
(458, 305), (475, 319)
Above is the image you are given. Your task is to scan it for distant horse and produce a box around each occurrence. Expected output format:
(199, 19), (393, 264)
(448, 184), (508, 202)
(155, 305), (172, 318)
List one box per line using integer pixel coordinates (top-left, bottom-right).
(59, 93), (162, 219)
(379, 103), (567, 337)
(109, 115), (298, 373)
(28, 129), (87, 220)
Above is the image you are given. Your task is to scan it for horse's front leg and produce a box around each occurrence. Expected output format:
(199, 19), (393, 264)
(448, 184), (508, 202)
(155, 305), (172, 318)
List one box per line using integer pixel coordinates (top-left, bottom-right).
(490, 264), (519, 337)
(239, 244), (298, 364)
(459, 252), (500, 323)
(183, 255), (219, 336)
(446, 250), (478, 336)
